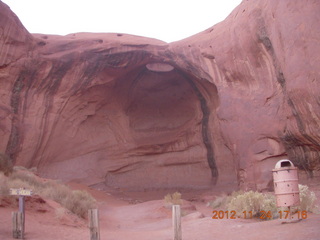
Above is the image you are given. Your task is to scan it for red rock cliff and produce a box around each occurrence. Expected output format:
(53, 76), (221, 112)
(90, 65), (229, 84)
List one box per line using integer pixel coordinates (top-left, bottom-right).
(0, 0), (319, 190)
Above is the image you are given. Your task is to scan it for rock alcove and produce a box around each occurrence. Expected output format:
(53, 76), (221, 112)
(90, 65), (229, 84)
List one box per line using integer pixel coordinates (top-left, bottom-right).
(23, 45), (222, 190)
(102, 60), (220, 189)
(1, 0), (319, 191)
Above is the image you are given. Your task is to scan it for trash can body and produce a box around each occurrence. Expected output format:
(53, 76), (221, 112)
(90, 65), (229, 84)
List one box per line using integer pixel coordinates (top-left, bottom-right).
(272, 160), (300, 207)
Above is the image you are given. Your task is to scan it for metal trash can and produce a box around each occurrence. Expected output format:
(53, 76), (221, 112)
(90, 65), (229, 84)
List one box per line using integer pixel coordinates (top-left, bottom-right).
(272, 159), (300, 207)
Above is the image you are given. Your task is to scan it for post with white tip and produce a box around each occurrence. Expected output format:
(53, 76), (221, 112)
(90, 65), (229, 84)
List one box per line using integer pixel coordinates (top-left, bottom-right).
(10, 188), (32, 239)
(172, 205), (182, 240)
(89, 209), (100, 240)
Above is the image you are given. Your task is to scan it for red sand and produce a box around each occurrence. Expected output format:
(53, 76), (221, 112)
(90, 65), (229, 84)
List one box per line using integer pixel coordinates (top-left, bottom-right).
(1, 178), (319, 240)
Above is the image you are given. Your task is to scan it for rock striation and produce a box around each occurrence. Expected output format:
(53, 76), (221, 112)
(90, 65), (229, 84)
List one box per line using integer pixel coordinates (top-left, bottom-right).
(0, 0), (319, 190)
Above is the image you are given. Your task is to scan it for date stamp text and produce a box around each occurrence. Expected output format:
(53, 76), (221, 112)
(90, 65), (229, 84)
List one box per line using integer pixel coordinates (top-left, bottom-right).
(212, 210), (308, 220)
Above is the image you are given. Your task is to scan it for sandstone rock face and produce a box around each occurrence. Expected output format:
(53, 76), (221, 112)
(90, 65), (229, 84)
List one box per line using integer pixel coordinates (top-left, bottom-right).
(0, 0), (319, 190)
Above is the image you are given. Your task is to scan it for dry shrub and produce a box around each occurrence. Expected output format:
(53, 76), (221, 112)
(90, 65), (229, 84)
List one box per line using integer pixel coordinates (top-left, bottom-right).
(0, 168), (96, 218)
(40, 181), (70, 202)
(212, 184), (319, 220)
(297, 184), (318, 213)
(164, 192), (182, 206)
(13, 165), (37, 173)
(39, 181), (96, 218)
(227, 191), (277, 219)
(62, 190), (96, 218)
(8, 170), (44, 190)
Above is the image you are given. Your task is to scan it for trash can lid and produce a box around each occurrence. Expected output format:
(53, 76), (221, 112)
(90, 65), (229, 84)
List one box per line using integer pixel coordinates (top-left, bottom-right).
(274, 159), (295, 169)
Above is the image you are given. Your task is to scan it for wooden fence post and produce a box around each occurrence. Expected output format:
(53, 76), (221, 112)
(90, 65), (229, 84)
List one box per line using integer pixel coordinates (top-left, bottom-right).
(88, 209), (100, 240)
(172, 205), (182, 240)
(18, 196), (25, 232)
(12, 212), (24, 239)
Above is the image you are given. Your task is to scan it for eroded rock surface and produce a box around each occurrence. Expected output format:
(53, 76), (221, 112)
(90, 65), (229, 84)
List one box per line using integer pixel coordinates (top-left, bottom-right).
(0, 0), (319, 190)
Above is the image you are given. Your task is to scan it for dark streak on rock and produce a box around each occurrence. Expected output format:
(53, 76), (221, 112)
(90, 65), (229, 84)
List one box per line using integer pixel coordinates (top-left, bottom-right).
(258, 23), (319, 174)
(287, 98), (305, 133)
(37, 41), (46, 46)
(277, 71), (286, 89)
(70, 50), (153, 94)
(281, 131), (319, 176)
(123, 44), (150, 48)
(6, 72), (26, 161)
(28, 59), (74, 167)
(260, 36), (273, 51)
(283, 98), (320, 174)
(5, 124), (20, 162)
(176, 69), (218, 184)
(6, 68), (37, 162)
(258, 24), (286, 89)
(38, 59), (74, 95)
(288, 99), (320, 149)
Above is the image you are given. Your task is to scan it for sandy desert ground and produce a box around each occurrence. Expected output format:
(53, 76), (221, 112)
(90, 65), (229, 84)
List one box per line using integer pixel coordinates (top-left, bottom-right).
(0, 177), (319, 240)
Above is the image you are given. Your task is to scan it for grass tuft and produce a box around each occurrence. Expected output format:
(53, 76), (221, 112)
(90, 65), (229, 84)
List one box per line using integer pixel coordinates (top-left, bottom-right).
(164, 192), (182, 206)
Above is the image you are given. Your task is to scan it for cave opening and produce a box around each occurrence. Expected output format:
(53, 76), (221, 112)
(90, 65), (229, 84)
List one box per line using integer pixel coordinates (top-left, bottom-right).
(105, 61), (219, 189)
(33, 52), (220, 190)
